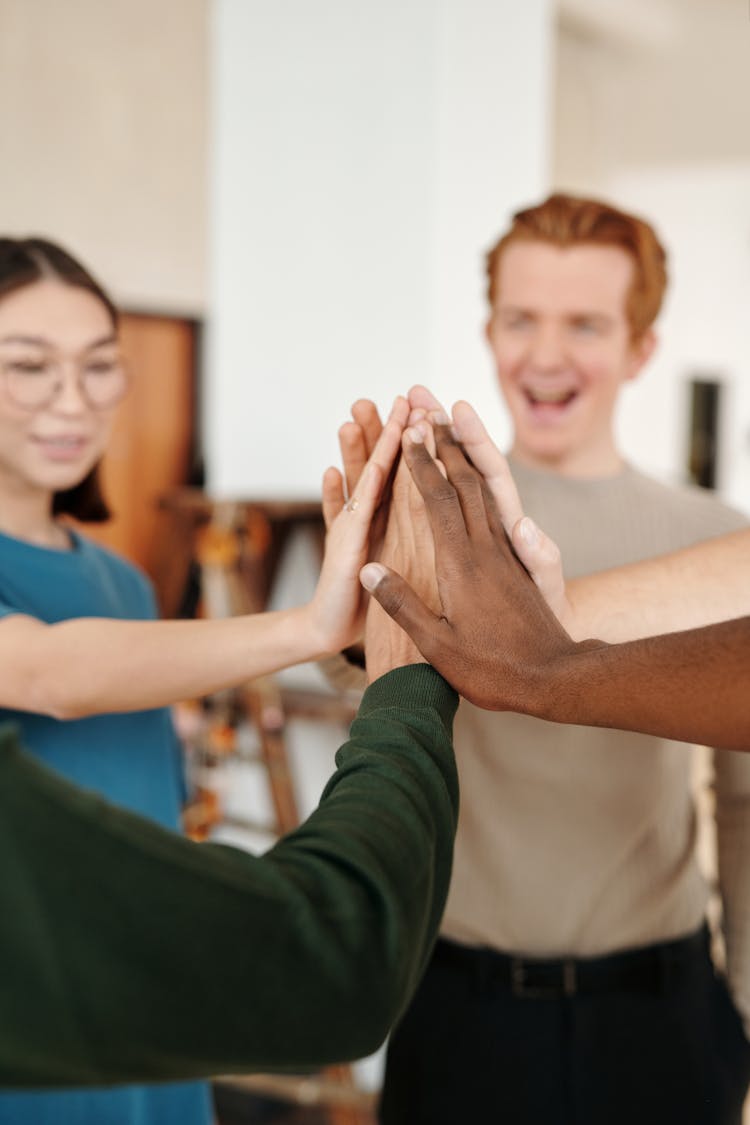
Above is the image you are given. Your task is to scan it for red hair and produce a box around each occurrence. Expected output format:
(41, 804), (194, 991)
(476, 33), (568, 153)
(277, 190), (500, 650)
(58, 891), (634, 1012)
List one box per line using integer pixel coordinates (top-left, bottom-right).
(486, 193), (668, 340)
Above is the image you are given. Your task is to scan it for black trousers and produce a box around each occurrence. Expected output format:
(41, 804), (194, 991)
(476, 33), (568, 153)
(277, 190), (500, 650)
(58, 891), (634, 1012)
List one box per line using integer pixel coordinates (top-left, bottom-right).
(380, 927), (750, 1125)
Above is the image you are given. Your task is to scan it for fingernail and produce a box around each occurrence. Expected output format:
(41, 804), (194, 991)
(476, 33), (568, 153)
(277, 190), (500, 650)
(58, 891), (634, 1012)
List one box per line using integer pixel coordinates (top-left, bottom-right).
(429, 410), (449, 425)
(519, 517), (540, 547)
(360, 563), (387, 590)
(406, 424), (426, 443)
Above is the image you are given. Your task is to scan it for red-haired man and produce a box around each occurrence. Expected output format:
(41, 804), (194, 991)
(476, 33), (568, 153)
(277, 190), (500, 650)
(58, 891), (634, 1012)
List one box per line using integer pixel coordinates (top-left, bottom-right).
(379, 195), (750, 1125)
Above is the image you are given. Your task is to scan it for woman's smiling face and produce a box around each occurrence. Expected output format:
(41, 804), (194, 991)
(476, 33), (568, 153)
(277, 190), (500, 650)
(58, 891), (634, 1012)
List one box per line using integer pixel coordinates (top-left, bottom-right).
(0, 279), (121, 501)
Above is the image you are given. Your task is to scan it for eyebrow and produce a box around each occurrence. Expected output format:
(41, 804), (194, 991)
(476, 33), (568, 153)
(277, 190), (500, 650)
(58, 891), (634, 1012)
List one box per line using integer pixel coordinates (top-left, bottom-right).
(570, 312), (613, 323)
(0, 333), (117, 349)
(496, 307), (616, 325)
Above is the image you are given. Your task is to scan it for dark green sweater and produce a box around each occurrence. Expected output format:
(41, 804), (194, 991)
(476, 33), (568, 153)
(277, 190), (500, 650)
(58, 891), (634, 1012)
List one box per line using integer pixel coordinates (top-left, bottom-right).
(0, 664), (458, 1088)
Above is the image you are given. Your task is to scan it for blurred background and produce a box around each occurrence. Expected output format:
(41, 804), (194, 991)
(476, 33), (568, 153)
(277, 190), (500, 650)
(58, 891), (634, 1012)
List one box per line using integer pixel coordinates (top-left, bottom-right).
(3, 0), (748, 1120)
(3, 0), (749, 511)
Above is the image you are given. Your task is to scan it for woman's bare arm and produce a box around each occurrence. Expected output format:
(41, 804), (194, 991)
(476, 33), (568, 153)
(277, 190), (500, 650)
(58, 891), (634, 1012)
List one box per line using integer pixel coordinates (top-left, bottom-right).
(0, 401), (408, 719)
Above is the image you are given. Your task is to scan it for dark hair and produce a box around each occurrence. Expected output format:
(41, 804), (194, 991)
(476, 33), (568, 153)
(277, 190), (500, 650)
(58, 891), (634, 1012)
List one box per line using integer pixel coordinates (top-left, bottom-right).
(0, 237), (120, 522)
(485, 193), (668, 341)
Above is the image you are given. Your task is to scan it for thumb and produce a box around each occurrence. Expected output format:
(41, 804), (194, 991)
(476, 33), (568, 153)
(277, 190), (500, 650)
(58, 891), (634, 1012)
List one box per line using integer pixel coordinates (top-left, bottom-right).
(360, 563), (442, 656)
(511, 517), (570, 625)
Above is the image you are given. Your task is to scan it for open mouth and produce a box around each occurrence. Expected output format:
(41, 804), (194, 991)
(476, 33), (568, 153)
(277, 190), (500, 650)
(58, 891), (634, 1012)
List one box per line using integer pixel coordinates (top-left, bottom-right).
(32, 435), (89, 458)
(524, 387), (578, 409)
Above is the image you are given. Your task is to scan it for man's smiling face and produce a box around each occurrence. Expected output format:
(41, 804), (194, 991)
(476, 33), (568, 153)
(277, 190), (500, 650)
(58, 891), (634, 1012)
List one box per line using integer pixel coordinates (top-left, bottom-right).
(486, 241), (655, 477)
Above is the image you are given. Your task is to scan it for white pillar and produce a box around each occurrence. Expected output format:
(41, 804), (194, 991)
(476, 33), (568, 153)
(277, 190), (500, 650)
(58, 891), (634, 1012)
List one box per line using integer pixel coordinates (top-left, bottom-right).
(207, 0), (553, 497)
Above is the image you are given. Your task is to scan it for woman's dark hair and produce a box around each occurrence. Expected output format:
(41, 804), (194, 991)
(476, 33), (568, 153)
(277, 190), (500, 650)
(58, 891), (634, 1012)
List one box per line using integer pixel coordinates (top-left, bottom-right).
(0, 237), (120, 523)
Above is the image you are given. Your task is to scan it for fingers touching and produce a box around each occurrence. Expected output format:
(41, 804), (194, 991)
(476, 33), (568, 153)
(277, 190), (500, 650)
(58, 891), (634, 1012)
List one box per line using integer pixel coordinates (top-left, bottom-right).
(329, 392), (572, 668)
(337, 421), (368, 501)
(322, 466), (345, 530)
(446, 403), (568, 620)
(450, 401), (524, 535)
(351, 399), (385, 457)
(324, 395), (409, 530)
(408, 384), (446, 415)
(337, 398), (387, 500)
(510, 517), (571, 629)
(361, 562), (444, 663)
(398, 427), (474, 580)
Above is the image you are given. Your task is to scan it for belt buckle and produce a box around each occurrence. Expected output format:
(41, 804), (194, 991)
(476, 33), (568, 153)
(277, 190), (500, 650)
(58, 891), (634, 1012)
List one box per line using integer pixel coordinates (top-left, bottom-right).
(511, 957), (578, 998)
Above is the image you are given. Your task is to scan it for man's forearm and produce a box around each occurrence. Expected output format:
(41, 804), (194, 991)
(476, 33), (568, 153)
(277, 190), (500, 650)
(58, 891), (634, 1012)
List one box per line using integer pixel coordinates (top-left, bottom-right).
(566, 530), (750, 643)
(0, 665), (458, 1087)
(363, 424), (750, 752)
(539, 617), (750, 751)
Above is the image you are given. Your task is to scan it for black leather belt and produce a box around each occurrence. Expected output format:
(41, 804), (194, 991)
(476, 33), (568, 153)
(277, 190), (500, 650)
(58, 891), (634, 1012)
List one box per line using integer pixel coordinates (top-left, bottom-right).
(432, 925), (710, 999)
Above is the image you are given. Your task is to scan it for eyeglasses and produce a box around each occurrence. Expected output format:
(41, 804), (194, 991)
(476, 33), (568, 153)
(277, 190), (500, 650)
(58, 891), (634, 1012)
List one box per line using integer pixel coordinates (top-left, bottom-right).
(0, 347), (130, 411)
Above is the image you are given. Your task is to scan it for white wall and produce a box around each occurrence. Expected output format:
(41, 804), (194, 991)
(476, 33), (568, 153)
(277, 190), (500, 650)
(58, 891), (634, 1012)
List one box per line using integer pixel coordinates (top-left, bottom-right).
(0, 0), (208, 314)
(606, 164), (750, 510)
(553, 0), (750, 512)
(207, 0), (553, 497)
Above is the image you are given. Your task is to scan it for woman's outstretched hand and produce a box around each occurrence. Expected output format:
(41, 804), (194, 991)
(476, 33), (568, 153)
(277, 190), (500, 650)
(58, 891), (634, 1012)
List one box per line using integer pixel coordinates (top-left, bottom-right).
(308, 397), (409, 656)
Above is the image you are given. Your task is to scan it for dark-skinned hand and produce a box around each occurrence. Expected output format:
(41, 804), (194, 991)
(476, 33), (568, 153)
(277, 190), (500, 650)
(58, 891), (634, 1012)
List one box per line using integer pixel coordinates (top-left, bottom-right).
(360, 417), (586, 714)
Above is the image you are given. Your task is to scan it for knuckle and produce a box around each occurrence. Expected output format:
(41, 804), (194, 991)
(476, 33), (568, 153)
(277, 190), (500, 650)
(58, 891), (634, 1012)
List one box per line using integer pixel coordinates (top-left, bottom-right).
(449, 465), (477, 483)
(375, 578), (405, 618)
(428, 480), (458, 505)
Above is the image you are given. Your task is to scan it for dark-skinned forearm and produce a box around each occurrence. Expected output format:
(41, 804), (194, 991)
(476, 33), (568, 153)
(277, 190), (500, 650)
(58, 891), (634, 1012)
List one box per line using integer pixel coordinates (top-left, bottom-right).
(536, 617), (750, 751)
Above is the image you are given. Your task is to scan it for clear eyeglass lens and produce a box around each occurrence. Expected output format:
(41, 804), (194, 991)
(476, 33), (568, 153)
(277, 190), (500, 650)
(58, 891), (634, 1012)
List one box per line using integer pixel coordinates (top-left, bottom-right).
(1, 357), (127, 409)
(80, 360), (127, 405)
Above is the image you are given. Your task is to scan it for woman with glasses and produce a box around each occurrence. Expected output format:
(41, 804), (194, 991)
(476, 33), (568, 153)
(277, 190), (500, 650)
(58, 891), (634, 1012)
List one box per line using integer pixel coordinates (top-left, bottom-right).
(0, 237), (405, 1125)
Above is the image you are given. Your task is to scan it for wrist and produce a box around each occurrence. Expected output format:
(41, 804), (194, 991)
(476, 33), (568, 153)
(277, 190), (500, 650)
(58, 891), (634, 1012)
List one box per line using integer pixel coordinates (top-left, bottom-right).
(531, 639), (610, 724)
(562, 586), (591, 642)
(289, 602), (334, 663)
(365, 613), (427, 684)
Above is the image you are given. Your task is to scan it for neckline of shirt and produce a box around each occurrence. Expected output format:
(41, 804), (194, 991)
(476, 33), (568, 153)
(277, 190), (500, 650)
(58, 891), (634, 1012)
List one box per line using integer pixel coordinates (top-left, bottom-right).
(0, 524), (83, 556)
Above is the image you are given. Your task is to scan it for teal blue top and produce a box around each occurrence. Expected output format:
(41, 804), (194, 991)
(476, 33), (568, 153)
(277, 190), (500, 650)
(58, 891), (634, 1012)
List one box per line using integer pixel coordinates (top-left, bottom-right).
(0, 528), (211, 1124)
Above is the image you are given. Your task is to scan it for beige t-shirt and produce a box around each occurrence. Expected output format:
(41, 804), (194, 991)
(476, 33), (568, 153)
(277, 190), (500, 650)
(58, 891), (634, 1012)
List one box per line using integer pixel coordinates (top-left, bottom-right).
(440, 461), (750, 1029)
(322, 460), (750, 1028)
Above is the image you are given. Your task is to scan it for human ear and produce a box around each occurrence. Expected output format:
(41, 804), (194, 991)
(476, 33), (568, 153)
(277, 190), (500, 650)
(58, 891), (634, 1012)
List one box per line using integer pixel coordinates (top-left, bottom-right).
(484, 315), (503, 362)
(625, 328), (657, 382)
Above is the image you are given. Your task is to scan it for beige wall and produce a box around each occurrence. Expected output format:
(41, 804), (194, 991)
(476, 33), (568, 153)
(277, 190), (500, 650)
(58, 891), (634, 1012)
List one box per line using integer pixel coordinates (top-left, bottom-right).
(553, 0), (750, 191)
(0, 0), (208, 313)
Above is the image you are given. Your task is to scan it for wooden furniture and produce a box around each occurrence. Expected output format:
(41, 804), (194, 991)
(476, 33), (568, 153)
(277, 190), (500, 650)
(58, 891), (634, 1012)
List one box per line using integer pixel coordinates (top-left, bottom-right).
(80, 312), (198, 591)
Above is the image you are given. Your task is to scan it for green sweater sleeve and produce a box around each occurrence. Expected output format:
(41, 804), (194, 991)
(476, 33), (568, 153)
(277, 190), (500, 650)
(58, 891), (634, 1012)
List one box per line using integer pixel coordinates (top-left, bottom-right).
(0, 664), (458, 1088)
